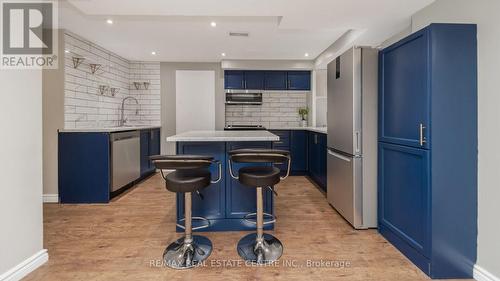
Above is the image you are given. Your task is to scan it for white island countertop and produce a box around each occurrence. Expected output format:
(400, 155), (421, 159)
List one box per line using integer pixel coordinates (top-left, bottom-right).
(268, 126), (327, 134)
(167, 130), (279, 142)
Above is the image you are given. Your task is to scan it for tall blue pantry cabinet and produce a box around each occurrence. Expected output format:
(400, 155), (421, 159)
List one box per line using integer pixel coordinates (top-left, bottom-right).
(378, 24), (477, 278)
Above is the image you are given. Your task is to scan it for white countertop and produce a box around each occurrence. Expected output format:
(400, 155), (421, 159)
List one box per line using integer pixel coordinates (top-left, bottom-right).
(268, 126), (327, 134)
(167, 130), (280, 142)
(59, 126), (161, 133)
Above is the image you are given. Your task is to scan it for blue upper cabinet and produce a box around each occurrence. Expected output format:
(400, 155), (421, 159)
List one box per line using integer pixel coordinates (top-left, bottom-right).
(287, 71), (311, 91)
(264, 71), (288, 90)
(244, 70), (265, 89)
(224, 70), (245, 89)
(379, 29), (430, 149)
(225, 70), (311, 91)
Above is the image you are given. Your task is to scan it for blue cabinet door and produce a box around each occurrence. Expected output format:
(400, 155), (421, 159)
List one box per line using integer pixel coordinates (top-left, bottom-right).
(308, 132), (319, 181)
(290, 130), (307, 173)
(226, 142), (273, 218)
(378, 142), (430, 258)
(318, 133), (327, 189)
(287, 71), (311, 90)
(264, 71), (287, 90)
(177, 142), (226, 220)
(244, 71), (265, 90)
(379, 29), (430, 149)
(140, 130), (150, 176)
(148, 129), (160, 170)
(225, 70), (245, 89)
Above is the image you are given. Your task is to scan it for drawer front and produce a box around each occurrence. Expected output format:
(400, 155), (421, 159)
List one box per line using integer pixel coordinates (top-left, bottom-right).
(269, 130), (290, 147)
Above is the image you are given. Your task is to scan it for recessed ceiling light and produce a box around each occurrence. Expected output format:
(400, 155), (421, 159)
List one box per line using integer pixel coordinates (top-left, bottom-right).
(151, 51), (156, 55)
(64, 49), (70, 53)
(106, 19), (113, 24)
(304, 53), (310, 57)
(210, 21), (217, 27)
(221, 53), (226, 57)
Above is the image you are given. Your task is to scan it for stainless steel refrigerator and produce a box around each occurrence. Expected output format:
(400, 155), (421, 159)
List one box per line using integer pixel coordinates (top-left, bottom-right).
(326, 47), (378, 229)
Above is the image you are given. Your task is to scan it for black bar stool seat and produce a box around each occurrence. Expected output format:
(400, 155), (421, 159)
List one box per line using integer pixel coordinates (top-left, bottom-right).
(164, 169), (211, 193)
(151, 154), (222, 269)
(238, 166), (281, 187)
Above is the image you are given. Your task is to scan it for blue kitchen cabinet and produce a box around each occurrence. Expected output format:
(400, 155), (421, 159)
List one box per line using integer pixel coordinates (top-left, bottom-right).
(290, 130), (308, 174)
(379, 28), (430, 149)
(244, 70), (265, 89)
(140, 128), (161, 176)
(307, 131), (327, 191)
(176, 141), (274, 231)
(224, 70), (245, 89)
(226, 142), (273, 219)
(140, 131), (151, 176)
(287, 71), (311, 91)
(378, 142), (430, 258)
(176, 142), (226, 222)
(264, 71), (287, 90)
(270, 130), (291, 176)
(378, 24), (477, 278)
(59, 132), (111, 203)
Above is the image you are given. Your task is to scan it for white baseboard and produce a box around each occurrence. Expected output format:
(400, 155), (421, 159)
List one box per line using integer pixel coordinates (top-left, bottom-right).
(474, 264), (500, 281)
(0, 249), (48, 281)
(42, 194), (58, 203)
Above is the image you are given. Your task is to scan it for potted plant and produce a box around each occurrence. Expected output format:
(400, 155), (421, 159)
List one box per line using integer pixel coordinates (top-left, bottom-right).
(298, 107), (309, 127)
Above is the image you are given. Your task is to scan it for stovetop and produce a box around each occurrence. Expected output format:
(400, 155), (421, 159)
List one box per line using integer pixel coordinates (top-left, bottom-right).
(224, 125), (267, 131)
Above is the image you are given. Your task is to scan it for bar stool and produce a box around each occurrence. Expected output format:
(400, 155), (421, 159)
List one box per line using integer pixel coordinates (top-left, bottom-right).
(228, 149), (291, 264)
(151, 155), (222, 269)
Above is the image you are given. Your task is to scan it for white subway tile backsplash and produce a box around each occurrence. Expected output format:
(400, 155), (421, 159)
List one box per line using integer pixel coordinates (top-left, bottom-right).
(64, 32), (161, 128)
(225, 90), (308, 128)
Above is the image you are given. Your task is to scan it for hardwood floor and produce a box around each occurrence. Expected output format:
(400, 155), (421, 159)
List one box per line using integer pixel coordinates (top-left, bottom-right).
(25, 174), (467, 281)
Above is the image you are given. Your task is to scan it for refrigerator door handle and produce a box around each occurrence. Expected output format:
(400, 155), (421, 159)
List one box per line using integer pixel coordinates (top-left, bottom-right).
(327, 148), (352, 162)
(355, 131), (360, 153)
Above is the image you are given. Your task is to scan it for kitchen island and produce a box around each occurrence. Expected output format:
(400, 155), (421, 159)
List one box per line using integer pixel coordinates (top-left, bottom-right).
(167, 130), (279, 232)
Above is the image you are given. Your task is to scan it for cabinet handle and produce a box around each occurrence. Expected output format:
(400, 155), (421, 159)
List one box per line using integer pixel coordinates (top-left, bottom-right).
(314, 134), (318, 144)
(241, 80), (244, 88)
(419, 123), (427, 146)
(287, 80), (291, 89)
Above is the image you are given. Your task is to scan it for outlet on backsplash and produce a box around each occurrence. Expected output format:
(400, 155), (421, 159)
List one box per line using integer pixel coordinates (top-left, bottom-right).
(225, 91), (308, 128)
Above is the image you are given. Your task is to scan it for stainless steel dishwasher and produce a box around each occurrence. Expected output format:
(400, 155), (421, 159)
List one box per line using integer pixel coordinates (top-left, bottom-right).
(110, 130), (140, 192)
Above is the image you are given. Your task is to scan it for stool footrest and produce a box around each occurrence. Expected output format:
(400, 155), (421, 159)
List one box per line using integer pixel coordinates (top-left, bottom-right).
(177, 216), (211, 231)
(243, 212), (276, 225)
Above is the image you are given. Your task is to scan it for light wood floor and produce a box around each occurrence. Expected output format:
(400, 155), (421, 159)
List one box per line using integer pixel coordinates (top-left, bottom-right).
(25, 174), (468, 281)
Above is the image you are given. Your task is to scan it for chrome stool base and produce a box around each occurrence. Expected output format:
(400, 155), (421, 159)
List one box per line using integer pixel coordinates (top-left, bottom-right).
(237, 233), (283, 264)
(163, 235), (213, 269)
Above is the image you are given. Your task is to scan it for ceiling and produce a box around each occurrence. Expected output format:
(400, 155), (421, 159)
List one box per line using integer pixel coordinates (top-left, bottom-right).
(60, 0), (434, 62)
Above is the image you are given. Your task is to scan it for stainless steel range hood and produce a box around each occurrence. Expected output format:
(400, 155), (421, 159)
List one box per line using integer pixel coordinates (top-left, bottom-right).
(225, 92), (262, 105)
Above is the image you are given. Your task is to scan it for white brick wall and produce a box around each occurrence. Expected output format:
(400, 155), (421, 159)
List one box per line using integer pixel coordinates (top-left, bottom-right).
(63, 32), (161, 128)
(225, 91), (308, 128)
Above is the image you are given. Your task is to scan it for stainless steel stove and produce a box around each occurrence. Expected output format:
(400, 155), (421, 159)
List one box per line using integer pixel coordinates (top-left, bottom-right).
(224, 125), (266, 131)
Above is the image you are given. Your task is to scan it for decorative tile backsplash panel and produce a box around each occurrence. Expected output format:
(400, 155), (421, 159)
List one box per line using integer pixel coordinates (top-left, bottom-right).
(225, 91), (308, 128)
(64, 32), (160, 128)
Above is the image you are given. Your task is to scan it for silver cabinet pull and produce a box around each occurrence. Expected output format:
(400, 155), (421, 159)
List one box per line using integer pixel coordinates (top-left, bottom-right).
(419, 123), (427, 146)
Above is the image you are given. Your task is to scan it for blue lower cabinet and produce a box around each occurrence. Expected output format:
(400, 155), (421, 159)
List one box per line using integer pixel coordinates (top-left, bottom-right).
(59, 132), (111, 203)
(140, 128), (161, 176)
(307, 132), (327, 191)
(149, 129), (160, 168)
(140, 131), (151, 176)
(378, 142), (430, 259)
(226, 142), (273, 218)
(290, 130), (308, 174)
(176, 142), (226, 223)
(176, 141), (274, 232)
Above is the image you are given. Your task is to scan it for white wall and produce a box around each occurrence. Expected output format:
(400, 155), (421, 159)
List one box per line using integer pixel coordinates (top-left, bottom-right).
(175, 70), (215, 133)
(411, 0), (500, 279)
(0, 70), (46, 279)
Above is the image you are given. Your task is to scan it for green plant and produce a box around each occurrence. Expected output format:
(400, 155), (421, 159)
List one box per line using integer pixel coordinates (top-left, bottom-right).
(298, 107), (309, 121)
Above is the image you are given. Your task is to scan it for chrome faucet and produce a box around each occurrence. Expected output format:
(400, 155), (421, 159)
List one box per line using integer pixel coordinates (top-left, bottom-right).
(119, 96), (139, 126)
